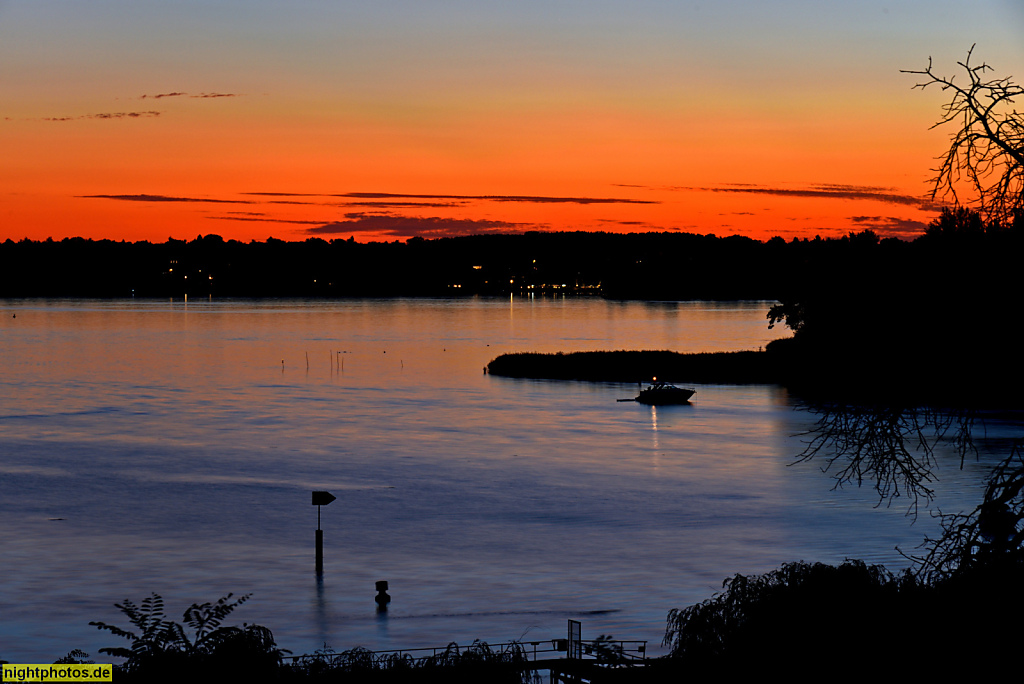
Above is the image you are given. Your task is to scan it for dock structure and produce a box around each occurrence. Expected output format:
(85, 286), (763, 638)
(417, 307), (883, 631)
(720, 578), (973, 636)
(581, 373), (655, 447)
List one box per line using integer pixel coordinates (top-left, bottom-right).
(288, 636), (649, 683)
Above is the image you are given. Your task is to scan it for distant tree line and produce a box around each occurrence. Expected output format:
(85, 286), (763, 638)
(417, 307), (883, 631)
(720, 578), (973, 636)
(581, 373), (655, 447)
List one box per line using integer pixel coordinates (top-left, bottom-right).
(0, 230), (807, 299)
(1, 214), (1020, 301)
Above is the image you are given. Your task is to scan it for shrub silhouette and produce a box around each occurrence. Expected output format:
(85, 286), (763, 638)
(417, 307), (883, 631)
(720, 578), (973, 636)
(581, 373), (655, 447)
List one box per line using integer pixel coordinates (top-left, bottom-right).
(283, 641), (539, 683)
(90, 592), (288, 682)
(664, 561), (922, 671)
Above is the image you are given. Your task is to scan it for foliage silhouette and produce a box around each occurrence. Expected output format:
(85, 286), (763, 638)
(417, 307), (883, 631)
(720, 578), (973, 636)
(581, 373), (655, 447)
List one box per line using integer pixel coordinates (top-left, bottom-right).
(285, 640), (540, 683)
(90, 592), (289, 682)
(660, 554), (1024, 678)
(585, 635), (625, 664)
(766, 300), (806, 335)
(54, 649), (93, 664)
(663, 561), (917, 665)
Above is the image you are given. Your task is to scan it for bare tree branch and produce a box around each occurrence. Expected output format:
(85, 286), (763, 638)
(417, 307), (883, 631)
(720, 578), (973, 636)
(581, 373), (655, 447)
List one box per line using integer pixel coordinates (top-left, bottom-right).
(903, 45), (1024, 225)
(796, 404), (977, 519)
(904, 444), (1024, 583)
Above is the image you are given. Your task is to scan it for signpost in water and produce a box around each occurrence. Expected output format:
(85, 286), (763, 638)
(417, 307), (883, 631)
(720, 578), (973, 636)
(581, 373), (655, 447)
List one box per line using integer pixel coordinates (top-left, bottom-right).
(312, 490), (336, 575)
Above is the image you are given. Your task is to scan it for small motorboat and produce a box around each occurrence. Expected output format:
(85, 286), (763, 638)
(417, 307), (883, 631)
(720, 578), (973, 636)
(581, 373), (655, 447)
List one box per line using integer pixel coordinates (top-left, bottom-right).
(636, 381), (694, 405)
(619, 378), (695, 405)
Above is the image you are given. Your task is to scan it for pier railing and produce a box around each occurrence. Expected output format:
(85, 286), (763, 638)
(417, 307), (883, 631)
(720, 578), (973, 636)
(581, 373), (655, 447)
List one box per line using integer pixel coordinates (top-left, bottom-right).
(288, 637), (647, 669)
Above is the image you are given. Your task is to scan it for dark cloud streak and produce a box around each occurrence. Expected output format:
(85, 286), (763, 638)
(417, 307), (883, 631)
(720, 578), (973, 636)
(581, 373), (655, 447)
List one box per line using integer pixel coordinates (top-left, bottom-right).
(849, 215), (928, 237)
(306, 213), (525, 238)
(342, 192), (655, 205)
(596, 219), (652, 226)
(207, 216), (328, 224)
(43, 111), (162, 121)
(139, 92), (241, 99)
(346, 201), (466, 208)
(260, 198), (468, 208)
(246, 191), (655, 205)
(682, 183), (940, 209)
(79, 194), (251, 204)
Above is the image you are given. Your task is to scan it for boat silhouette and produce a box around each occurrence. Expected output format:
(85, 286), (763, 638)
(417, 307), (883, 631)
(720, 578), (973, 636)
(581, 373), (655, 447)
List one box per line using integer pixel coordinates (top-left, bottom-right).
(619, 378), (695, 405)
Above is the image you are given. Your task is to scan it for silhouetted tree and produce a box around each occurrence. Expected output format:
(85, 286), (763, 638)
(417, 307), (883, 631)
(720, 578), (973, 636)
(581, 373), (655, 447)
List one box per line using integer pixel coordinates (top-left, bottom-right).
(903, 45), (1024, 225)
(658, 559), (973, 678)
(766, 299), (806, 335)
(923, 205), (987, 240)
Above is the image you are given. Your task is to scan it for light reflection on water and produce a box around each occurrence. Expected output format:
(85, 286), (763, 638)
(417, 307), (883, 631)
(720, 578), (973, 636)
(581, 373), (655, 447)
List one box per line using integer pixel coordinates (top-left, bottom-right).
(0, 298), (1011, 661)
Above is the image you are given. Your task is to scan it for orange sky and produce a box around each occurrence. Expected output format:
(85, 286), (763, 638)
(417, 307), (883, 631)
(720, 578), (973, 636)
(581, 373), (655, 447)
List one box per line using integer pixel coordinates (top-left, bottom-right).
(2, 2), (1022, 243)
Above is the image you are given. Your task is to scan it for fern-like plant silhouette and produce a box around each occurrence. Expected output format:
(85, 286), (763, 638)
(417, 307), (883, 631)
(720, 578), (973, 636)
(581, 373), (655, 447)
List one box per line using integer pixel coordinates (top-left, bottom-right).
(90, 592), (287, 680)
(89, 593), (184, 660)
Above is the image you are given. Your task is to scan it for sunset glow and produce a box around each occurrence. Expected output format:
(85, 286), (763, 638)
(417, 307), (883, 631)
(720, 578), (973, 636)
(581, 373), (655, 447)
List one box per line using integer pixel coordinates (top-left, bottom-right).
(3, 1), (1023, 243)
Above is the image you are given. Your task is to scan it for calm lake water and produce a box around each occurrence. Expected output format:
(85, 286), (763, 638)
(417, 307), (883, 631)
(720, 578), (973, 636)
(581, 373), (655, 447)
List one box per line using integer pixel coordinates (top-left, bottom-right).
(0, 297), (1015, 662)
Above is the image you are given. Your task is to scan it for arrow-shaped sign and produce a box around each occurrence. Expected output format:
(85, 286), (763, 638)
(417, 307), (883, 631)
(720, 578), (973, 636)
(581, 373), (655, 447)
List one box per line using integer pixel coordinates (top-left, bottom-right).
(312, 491), (336, 506)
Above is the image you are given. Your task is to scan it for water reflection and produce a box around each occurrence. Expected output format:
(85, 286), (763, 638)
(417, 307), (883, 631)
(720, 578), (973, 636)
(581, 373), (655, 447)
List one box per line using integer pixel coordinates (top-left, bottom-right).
(793, 399), (1024, 581)
(796, 401), (982, 517)
(314, 574), (329, 648)
(650, 405), (659, 456)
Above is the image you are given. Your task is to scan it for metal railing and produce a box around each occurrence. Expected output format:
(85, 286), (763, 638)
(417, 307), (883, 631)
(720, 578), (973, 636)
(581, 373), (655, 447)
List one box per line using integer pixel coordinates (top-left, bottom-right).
(288, 638), (647, 668)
